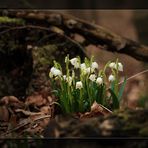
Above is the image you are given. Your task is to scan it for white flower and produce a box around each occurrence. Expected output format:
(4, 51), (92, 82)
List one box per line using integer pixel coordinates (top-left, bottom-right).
(91, 62), (99, 70)
(86, 67), (91, 74)
(76, 81), (83, 89)
(53, 69), (62, 76)
(109, 62), (123, 72)
(109, 62), (116, 69)
(80, 63), (86, 70)
(50, 67), (62, 77)
(63, 75), (66, 80)
(63, 75), (72, 86)
(118, 62), (123, 71)
(96, 77), (103, 85)
(50, 67), (57, 73)
(70, 58), (79, 69)
(89, 74), (96, 82)
(108, 74), (115, 82)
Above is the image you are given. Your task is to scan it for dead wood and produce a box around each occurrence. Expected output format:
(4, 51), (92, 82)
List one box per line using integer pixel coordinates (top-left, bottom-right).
(0, 10), (148, 62)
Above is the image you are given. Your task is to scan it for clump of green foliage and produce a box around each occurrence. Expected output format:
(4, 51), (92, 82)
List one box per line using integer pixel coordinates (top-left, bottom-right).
(49, 55), (126, 113)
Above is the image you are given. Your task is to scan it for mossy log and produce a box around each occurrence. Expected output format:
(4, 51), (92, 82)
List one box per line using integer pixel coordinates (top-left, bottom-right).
(44, 109), (148, 137)
(0, 10), (148, 62)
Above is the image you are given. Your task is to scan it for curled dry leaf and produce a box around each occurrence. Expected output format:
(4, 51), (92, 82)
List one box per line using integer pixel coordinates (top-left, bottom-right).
(0, 106), (9, 121)
(25, 95), (47, 107)
(80, 101), (112, 119)
(91, 101), (112, 115)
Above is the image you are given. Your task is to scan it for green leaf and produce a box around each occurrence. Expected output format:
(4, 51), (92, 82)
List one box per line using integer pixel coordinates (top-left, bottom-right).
(109, 88), (119, 109)
(51, 90), (59, 97)
(118, 78), (127, 101)
(111, 81), (115, 92)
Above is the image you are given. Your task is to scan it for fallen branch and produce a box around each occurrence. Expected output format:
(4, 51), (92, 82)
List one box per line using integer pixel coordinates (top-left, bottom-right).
(1, 10), (148, 62)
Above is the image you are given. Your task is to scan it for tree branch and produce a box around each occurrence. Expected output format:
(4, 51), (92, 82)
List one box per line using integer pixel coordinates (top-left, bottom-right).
(1, 10), (148, 62)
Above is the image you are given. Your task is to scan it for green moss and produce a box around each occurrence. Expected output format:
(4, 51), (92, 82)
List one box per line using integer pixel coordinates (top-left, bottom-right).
(0, 16), (25, 25)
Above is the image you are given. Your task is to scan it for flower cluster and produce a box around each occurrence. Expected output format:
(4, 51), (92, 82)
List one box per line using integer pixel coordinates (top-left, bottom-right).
(49, 55), (126, 113)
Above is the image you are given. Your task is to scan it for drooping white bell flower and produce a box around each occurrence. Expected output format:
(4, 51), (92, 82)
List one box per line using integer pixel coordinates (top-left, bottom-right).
(91, 62), (99, 70)
(109, 62), (116, 69)
(52, 69), (62, 76)
(50, 67), (62, 77)
(63, 75), (66, 80)
(109, 62), (123, 72)
(89, 74), (96, 82)
(108, 74), (115, 82)
(70, 57), (79, 69)
(80, 63), (86, 70)
(118, 62), (123, 71)
(96, 77), (103, 85)
(50, 67), (57, 73)
(76, 81), (83, 89)
(86, 67), (91, 74)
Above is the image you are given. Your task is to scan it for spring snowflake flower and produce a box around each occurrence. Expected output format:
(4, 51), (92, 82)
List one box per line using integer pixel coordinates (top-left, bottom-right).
(50, 67), (62, 77)
(76, 81), (83, 89)
(80, 63), (87, 74)
(109, 62), (123, 71)
(96, 77), (103, 85)
(70, 57), (79, 69)
(118, 62), (123, 71)
(109, 62), (116, 69)
(91, 62), (99, 70)
(53, 69), (62, 76)
(63, 75), (66, 80)
(89, 74), (96, 82)
(108, 74), (115, 82)
(63, 75), (72, 86)
(50, 67), (57, 73)
(86, 67), (91, 74)
(80, 63), (86, 70)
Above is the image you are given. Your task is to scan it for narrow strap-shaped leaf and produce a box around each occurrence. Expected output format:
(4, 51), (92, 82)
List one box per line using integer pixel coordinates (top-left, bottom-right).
(109, 88), (119, 109)
(118, 78), (127, 101)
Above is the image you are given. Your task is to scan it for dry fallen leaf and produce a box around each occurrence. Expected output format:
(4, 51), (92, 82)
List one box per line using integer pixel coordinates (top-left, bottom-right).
(25, 95), (47, 107)
(91, 101), (112, 115)
(80, 101), (112, 119)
